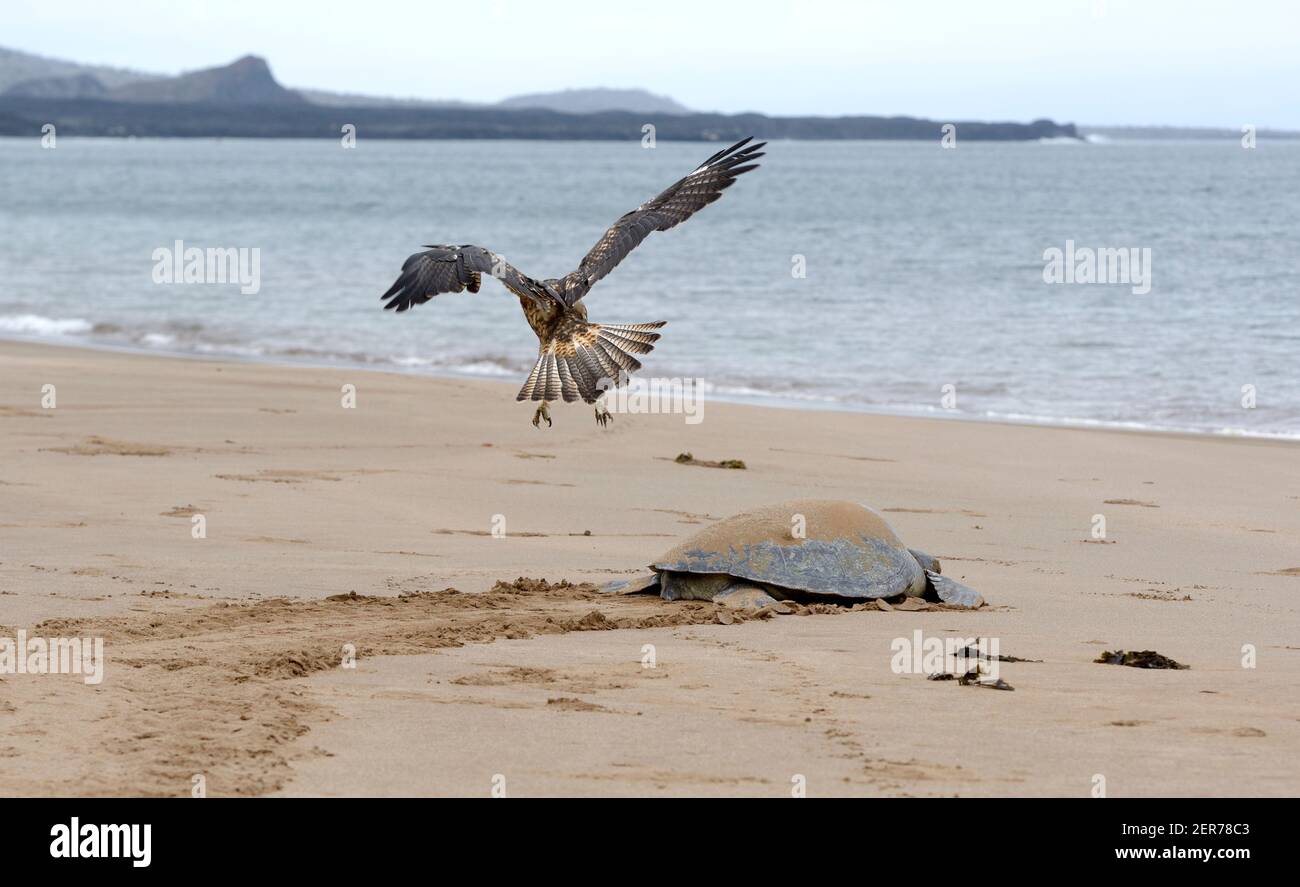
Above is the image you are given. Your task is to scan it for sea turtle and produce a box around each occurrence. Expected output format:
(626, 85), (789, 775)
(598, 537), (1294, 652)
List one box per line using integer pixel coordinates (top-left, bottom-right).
(605, 499), (984, 609)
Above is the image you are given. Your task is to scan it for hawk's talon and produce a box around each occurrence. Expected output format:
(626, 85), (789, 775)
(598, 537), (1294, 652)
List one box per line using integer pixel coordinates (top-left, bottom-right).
(532, 402), (552, 428)
(595, 406), (613, 428)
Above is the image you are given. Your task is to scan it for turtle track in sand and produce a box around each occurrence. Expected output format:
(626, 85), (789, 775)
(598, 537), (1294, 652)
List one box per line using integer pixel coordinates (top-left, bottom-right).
(2, 577), (987, 796)
(7, 578), (958, 797)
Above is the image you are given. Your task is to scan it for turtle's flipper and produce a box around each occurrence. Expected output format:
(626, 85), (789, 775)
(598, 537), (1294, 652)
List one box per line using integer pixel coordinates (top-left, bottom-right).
(714, 583), (782, 610)
(600, 573), (660, 595)
(659, 571), (732, 601)
(924, 570), (983, 608)
(909, 548), (941, 574)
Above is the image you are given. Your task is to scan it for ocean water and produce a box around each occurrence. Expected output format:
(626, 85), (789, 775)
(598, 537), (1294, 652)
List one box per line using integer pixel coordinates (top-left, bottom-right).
(1, 136), (1298, 438)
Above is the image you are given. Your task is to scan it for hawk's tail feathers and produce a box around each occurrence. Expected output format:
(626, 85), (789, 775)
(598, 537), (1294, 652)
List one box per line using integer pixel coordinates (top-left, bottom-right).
(516, 320), (667, 404)
(599, 322), (666, 355)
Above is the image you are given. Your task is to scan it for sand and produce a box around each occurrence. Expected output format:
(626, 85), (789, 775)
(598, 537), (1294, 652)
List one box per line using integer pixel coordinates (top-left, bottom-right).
(1, 339), (1298, 796)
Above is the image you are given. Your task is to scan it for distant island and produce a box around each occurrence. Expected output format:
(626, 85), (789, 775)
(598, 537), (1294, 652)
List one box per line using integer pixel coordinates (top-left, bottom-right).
(0, 46), (1079, 141)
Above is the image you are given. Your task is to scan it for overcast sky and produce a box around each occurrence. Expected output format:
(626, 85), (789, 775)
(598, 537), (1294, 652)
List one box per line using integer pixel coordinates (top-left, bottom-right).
(6, 0), (1298, 128)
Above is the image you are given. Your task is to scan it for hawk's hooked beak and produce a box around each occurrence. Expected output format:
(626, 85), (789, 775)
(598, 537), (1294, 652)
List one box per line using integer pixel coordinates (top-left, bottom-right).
(544, 282), (571, 307)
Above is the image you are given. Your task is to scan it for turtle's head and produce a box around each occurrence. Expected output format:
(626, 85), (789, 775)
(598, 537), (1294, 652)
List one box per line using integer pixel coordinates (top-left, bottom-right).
(909, 549), (941, 574)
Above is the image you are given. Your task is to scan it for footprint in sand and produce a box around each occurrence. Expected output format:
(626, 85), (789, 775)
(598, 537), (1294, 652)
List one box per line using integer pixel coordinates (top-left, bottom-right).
(1259, 567), (1300, 577)
(883, 507), (987, 517)
(0, 406), (51, 419)
(452, 666), (558, 687)
(47, 436), (172, 457)
(215, 469), (388, 484)
(1126, 590), (1193, 602)
(769, 447), (896, 463)
(637, 507), (722, 523)
(434, 528), (549, 537)
(546, 697), (610, 713)
(368, 550), (443, 559)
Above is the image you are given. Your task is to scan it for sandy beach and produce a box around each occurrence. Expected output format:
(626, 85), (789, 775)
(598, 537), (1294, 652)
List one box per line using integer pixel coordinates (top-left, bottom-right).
(1, 338), (1298, 797)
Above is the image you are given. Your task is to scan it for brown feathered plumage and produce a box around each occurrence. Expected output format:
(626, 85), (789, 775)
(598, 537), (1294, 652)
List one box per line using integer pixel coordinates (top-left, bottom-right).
(379, 137), (764, 409)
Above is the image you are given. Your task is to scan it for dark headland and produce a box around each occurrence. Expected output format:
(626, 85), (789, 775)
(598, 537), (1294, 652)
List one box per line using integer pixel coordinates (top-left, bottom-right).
(0, 49), (1078, 141)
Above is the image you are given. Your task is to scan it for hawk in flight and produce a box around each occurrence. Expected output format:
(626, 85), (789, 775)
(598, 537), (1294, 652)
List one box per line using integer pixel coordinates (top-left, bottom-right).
(379, 137), (764, 427)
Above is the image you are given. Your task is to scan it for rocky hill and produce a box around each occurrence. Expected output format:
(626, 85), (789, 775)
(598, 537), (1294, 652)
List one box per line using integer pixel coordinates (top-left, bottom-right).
(106, 55), (304, 104)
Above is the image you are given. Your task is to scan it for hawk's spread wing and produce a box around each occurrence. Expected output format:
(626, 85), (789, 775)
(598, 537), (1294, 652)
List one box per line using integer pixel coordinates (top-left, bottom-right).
(557, 137), (764, 304)
(380, 244), (553, 312)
